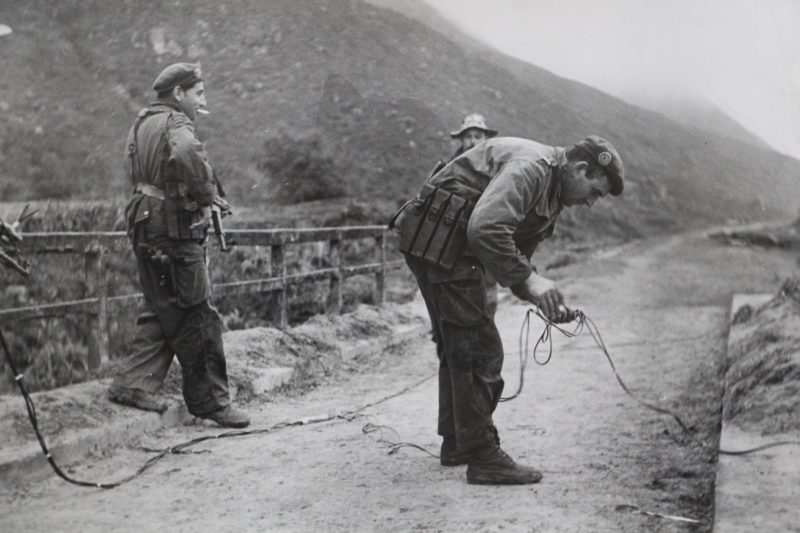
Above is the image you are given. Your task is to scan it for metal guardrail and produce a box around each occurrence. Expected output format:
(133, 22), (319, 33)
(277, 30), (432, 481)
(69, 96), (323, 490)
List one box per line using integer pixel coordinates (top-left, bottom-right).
(0, 227), (403, 370)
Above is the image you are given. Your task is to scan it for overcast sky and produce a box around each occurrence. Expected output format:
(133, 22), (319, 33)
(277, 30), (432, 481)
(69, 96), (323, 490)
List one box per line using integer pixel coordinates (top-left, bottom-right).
(423, 0), (800, 160)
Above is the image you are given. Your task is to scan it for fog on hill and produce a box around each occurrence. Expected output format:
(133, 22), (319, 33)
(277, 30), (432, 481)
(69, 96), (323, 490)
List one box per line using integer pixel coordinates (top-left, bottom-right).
(419, 0), (800, 162)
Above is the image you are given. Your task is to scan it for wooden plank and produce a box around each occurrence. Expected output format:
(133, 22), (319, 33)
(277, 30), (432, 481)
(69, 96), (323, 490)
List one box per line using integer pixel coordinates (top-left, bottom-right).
(327, 237), (343, 314)
(270, 244), (287, 329)
(83, 244), (109, 370)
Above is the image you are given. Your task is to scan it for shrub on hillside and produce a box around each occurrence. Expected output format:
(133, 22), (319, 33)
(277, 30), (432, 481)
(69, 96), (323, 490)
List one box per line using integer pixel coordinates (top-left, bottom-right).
(255, 132), (345, 204)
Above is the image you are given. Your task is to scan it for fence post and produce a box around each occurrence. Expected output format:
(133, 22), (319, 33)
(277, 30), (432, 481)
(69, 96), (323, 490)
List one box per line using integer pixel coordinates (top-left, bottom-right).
(327, 236), (343, 314)
(84, 242), (109, 370)
(271, 243), (288, 329)
(374, 231), (386, 306)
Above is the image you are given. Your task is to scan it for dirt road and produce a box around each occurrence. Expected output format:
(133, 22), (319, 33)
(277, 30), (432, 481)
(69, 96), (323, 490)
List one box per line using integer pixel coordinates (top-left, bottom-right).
(1, 229), (797, 532)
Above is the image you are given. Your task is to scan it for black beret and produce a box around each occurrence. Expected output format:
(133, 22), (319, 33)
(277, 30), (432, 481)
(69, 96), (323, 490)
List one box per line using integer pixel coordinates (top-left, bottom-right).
(573, 135), (625, 196)
(152, 63), (203, 94)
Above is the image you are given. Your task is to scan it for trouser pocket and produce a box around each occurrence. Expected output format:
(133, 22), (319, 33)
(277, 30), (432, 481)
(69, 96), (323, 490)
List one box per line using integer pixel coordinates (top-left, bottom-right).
(171, 254), (210, 308)
(430, 260), (489, 327)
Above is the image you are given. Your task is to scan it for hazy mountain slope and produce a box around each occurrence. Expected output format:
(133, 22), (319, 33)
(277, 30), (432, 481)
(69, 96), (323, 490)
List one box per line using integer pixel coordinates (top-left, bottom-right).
(627, 95), (772, 149)
(369, 0), (774, 151)
(1, 0), (798, 239)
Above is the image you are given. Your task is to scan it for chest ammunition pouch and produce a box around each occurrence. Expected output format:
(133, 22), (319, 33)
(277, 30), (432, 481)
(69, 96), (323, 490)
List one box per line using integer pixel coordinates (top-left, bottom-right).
(396, 184), (473, 271)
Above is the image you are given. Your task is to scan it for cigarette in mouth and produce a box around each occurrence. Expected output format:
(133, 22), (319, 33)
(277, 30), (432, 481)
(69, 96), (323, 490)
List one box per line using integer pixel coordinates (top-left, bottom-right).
(197, 109), (210, 115)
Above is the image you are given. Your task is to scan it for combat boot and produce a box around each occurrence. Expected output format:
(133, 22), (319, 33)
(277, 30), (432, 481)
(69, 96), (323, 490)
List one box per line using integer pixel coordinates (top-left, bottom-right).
(200, 405), (251, 428)
(108, 385), (169, 414)
(466, 445), (543, 485)
(440, 436), (469, 466)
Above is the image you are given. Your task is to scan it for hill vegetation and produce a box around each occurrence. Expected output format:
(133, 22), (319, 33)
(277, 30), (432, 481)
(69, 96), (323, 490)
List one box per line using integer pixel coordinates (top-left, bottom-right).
(1, 0), (799, 240)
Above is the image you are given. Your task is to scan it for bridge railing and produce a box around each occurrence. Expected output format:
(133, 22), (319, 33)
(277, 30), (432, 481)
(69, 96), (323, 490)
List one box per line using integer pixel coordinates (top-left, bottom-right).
(0, 226), (403, 371)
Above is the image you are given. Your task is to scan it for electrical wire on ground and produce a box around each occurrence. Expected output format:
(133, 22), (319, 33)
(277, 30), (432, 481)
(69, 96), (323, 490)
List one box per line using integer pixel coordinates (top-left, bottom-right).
(4, 302), (800, 490)
(508, 307), (800, 456)
(1, 324), (436, 489)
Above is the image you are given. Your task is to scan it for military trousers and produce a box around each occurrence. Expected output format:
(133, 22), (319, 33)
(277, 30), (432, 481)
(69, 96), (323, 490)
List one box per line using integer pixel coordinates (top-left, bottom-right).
(112, 232), (230, 416)
(404, 254), (505, 453)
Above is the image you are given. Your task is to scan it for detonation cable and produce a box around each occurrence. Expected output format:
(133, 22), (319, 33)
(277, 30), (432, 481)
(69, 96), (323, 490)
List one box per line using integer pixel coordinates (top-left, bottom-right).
(510, 308), (800, 456)
(1, 327), (157, 489)
(500, 308), (585, 402)
(1, 324), (436, 489)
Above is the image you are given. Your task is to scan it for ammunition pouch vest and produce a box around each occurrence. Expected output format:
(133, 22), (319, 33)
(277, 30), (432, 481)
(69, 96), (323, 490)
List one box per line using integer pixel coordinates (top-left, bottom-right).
(394, 184), (473, 271)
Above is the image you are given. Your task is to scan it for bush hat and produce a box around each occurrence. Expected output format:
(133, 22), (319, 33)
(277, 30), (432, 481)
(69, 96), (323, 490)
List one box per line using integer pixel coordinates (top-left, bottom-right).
(450, 113), (498, 138)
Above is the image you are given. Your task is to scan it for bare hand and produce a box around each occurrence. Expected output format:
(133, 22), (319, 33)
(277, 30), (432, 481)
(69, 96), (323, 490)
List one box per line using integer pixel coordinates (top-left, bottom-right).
(510, 272), (571, 323)
(213, 197), (232, 217)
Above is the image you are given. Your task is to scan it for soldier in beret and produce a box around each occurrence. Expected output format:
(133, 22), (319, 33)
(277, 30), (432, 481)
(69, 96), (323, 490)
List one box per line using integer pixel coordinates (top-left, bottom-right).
(108, 62), (249, 428)
(396, 135), (624, 484)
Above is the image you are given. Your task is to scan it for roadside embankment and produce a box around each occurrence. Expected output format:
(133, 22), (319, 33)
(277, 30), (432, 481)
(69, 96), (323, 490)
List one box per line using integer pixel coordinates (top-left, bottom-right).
(714, 279), (800, 532)
(0, 302), (428, 484)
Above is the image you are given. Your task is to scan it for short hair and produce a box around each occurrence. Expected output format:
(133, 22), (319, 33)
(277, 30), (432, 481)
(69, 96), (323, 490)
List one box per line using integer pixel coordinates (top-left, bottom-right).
(565, 145), (605, 179)
(157, 79), (201, 99)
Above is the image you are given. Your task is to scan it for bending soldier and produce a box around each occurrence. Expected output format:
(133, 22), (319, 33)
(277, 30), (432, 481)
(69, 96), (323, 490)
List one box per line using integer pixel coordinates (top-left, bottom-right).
(426, 114), (501, 333)
(396, 135), (624, 484)
(108, 63), (249, 428)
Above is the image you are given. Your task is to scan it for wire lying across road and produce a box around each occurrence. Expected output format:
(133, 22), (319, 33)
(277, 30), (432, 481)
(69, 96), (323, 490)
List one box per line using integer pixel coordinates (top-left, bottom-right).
(3, 303), (798, 490)
(1, 325), (436, 489)
(509, 307), (800, 456)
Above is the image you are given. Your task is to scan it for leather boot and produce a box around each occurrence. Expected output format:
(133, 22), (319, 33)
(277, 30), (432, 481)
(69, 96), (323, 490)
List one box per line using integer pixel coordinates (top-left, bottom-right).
(466, 445), (543, 485)
(200, 405), (251, 428)
(108, 385), (168, 414)
(440, 436), (469, 466)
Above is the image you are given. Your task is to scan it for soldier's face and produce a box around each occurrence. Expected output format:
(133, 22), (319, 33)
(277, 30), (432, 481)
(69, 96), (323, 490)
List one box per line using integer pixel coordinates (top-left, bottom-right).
(459, 129), (487, 151)
(175, 82), (207, 120)
(561, 162), (612, 207)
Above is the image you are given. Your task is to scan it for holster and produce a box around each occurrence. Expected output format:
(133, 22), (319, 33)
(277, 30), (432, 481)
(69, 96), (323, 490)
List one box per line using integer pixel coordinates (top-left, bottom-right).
(137, 244), (177, 298)
(397, 184), (472, 271)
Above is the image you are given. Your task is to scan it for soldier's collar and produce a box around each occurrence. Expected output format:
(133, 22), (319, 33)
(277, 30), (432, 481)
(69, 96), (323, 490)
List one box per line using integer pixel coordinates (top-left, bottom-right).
(550, 147), (568, 207)
(150, 100), (182, 113)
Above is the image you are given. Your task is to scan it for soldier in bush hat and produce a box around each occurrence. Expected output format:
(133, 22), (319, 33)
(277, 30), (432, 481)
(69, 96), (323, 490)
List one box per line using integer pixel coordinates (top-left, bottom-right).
(108, 62), (249, 428)
(450, 113), (498, 153)
(430, 113), (499, 178)
(395, 134), (624, 485)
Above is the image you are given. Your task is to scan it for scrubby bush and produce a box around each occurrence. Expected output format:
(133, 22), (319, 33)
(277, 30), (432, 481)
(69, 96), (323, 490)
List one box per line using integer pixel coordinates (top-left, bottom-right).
(255, 132), (345, 204)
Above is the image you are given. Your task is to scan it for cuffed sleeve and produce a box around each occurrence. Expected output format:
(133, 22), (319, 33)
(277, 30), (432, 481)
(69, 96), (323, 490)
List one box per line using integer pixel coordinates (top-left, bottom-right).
(466, 159), (548, 287)
(168, 117), (216, 206)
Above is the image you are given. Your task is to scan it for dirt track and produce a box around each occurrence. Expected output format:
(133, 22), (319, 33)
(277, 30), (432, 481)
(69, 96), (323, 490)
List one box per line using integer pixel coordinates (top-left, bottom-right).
(1, 229), (798, 532)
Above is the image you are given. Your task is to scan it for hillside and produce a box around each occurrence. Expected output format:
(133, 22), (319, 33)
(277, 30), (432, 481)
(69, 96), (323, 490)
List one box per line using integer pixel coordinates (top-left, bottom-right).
(1, 0), (799, 240)
(369, 0), (774, 152)
(626, 95), (773, 150)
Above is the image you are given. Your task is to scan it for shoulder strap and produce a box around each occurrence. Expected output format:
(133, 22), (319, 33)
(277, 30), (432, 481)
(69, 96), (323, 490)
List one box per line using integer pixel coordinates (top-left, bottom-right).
(128, 107), (173, 184)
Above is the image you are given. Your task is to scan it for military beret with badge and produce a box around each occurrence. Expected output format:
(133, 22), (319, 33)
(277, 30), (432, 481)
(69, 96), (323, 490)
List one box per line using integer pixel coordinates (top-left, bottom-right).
(573, 135), (625, 196)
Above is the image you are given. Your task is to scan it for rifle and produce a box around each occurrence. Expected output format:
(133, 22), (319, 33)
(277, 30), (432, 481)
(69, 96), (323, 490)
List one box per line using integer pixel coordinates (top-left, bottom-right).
(211, 203), (227, 252)
(190, 197), (232, 252)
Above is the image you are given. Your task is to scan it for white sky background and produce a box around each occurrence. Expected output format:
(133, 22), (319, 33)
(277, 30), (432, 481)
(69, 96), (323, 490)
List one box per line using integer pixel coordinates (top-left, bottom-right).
(422, 0), (800, 159)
